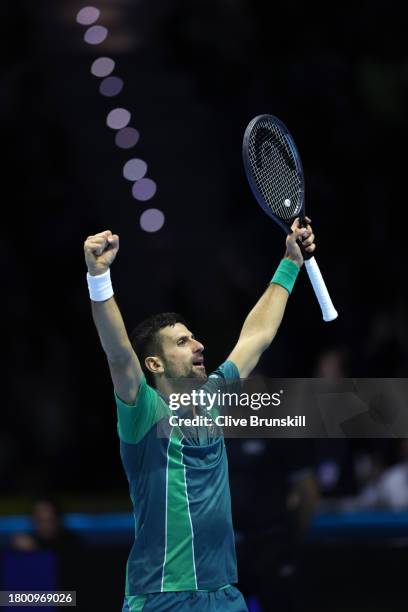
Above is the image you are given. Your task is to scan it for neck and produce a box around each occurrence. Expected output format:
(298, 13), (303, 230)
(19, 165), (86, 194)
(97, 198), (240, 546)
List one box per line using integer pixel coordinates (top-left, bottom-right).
(155, 377), (197, 416)
(156, 377), (176, 398)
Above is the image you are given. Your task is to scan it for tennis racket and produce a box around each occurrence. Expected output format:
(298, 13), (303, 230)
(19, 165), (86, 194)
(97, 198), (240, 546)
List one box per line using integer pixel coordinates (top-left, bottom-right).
(242, 114), (338, 322)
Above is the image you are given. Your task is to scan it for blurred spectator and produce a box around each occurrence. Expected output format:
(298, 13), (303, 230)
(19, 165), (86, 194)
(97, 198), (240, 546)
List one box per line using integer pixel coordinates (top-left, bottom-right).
(348, 439), (408, 510)
(314, 348), (355, 498)
(314, 346), (350, 380)
(11, 499), (81, 553)
(374, 439), (408, 510)
(348, 449), (387, 509)
(365, 301), (408, 376)
(228, 438), (318, 611)
(329, 440), (408, 511)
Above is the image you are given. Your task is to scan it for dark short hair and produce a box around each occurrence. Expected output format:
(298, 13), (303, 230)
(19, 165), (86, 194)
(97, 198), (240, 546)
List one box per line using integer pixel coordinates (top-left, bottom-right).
(130, 312), (188, 378)
(32, 496), (62, 518)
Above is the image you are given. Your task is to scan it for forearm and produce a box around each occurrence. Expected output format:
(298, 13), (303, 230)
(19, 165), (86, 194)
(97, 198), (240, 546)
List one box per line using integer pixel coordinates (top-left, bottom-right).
(91, 297), (133, 363)
(228, 257), (300, 376)
(228, 224), (313, 377)
(85, 232), (143, 399)
(238, 281), (290, 349)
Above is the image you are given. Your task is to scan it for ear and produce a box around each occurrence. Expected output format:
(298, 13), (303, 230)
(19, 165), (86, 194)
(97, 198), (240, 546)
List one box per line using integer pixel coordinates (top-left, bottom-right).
(145, 356), (164, 375)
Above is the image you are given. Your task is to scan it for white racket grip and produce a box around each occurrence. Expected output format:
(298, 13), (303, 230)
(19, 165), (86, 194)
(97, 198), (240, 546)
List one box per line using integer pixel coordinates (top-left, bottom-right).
(304, 256), (338, 322)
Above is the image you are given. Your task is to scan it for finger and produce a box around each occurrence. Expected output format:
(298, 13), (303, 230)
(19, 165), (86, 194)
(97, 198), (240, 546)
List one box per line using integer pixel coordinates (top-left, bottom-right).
(85, 237), (107, 251)
(290, 222), (308, 237)
(294, 227), (309, 240)
(302, 233), (315, 247)
(94, 230), (112, 239)
(85, 237), (108, 255)
(290, 217), (301, 232)
(87, 235), (107, 245)
(305, 243), (316, 253)
(85, 234), (108, 245)
(107, 234), (119, 248)
(291, 217), (312, 232)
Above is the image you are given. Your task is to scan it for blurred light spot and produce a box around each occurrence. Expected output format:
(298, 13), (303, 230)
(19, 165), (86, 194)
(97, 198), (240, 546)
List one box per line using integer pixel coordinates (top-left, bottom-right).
(317, 460), (340, 490)
(91, 57), (115, 77)
(84, 25), (108, 45)
(99, 76), (124, 97)
(115, 127), (140, 149)
(132, 178), (157, 201)
(140, 209), (164, 232)
(107, 108), (131, 130)
(76, 6), (100, 25)
(123, 159), (148, 181)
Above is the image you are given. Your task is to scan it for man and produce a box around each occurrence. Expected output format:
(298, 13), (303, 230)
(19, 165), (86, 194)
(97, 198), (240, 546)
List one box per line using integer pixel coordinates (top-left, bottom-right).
(84, 218), (315, 611)
(11, 498), (81, 554)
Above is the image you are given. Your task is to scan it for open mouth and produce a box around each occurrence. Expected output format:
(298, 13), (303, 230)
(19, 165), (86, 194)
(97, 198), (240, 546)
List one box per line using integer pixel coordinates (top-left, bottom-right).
(192, 360), (205, 368)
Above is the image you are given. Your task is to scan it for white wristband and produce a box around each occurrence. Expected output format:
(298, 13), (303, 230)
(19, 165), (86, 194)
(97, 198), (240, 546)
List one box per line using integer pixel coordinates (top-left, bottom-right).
(87, 269), (114, 302)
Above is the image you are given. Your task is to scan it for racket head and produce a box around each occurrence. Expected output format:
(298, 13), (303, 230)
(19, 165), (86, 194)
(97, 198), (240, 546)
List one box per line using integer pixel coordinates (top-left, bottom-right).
(242, 114), (305, 234)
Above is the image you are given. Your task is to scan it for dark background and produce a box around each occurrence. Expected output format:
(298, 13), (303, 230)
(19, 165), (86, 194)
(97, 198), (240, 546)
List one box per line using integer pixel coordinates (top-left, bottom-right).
(1, 1), (408, 610)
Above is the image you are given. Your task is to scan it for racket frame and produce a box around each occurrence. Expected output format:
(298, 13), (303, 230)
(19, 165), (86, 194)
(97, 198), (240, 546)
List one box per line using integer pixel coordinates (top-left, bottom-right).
(242, 113), (306, 234)
(242, 113), (338, 322)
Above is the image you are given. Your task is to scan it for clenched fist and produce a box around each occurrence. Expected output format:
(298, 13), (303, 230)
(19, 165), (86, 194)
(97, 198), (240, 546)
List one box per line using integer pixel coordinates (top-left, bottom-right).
(84, 230), (119, 276)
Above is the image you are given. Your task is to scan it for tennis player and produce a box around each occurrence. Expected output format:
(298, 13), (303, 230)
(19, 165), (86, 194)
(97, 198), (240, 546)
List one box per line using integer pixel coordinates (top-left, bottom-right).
(84, 218), (315, 612)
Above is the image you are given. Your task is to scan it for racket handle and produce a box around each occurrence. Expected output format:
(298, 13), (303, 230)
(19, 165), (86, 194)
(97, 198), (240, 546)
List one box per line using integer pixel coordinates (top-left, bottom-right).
(304, 256), (338, 322)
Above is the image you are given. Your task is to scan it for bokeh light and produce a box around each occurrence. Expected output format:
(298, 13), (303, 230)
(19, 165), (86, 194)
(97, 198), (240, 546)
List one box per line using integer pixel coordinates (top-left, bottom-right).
(78, 20), (159, 230)
(123, 159), (148, 181)
(76, 6), (100, 25)
(91, 57), (115, 78)
(99, 76), (124, 97)
(132, 178), (157, 201)
(115, 127), (140, 149)
(140, 209), (165, 232)
(107, 108), (131, 130)
(84, 25), (108, 45)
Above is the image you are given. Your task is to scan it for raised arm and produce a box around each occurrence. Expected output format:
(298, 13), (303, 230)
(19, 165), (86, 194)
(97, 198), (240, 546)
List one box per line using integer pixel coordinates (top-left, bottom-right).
(228, 218), (315, 377)
(84, 230), (143, 403)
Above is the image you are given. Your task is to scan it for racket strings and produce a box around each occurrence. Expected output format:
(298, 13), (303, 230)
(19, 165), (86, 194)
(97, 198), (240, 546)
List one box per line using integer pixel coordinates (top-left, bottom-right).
(248, 119), (302, 220)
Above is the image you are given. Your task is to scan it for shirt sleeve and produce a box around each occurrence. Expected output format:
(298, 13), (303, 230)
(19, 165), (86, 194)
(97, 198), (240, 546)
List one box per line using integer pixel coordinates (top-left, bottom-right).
(208, 359), (240, 380)
(115, 377), (165, 445)
(206, 360), (241, 388)
(200, 360), (241, 419)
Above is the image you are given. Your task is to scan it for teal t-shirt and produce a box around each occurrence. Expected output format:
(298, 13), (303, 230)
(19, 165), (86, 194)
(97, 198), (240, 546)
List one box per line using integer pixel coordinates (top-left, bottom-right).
(116, 361), (240, 596)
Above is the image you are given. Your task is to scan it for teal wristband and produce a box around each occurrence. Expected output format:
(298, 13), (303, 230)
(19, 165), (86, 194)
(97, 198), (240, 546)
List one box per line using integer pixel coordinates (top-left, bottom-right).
(270, 258), (300, 294)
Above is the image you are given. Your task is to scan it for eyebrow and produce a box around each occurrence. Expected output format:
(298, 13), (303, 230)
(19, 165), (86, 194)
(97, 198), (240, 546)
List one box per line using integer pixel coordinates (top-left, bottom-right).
(176, 334), (195, 342)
